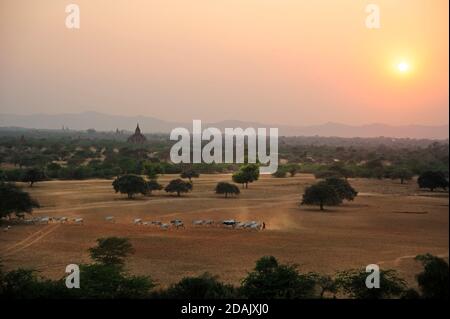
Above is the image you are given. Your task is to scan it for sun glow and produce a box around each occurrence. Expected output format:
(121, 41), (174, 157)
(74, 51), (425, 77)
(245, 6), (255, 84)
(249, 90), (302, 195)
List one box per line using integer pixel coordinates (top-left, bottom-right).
(397, 61), (410, 73)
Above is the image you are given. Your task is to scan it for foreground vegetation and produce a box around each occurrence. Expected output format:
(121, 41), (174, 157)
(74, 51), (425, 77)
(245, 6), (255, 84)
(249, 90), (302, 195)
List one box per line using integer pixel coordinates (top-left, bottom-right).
(0, 237), (447, 299)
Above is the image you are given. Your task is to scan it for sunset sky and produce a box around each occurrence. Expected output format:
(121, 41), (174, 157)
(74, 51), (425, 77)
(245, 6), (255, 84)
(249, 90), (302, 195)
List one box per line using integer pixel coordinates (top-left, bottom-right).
(0, 0), (448, 126)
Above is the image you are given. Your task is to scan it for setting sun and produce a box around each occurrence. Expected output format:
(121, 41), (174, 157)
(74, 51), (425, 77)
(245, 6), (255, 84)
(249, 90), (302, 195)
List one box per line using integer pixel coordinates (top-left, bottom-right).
(397, 61), (411, 73)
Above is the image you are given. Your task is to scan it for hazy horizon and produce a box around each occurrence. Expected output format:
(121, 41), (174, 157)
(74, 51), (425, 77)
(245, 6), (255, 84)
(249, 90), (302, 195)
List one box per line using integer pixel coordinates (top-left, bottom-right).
(1, 0), (448, 127)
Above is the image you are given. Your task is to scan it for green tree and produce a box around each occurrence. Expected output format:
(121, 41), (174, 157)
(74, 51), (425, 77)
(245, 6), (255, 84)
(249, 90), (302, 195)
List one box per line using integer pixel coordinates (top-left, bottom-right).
(324, 177), (358, 201)
(146, 179), (163, 196)
(89, 237), (135, 266)
(0, 183), (40, 219)
(272, 168), (288, 178)
(335, 268), (406, 299)
(21, 168), (46, 187)
(157, 273), (235, 299)
(415, 254), (449, 299)
(112, 174), (147, 199)
(232, 164), (259, 188)
(215, 182), (240, 198)
(389, 168), (414, 184)
(286, 163), (301, 177)
(240, 256), (317, 299)
(180, 169), (200, 182)
(301, 181), (342, 211)
(165, 178), (193, 197)
(417, 171), (448, 191)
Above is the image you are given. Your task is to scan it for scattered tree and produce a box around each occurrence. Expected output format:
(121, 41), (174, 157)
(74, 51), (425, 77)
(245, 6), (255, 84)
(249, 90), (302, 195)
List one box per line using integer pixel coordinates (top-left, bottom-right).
(112, 174), (147, 199)
(389, 168), (414, 184)
(0, 182), (40, 219)
(417, 171), (448, 191)
(301, 181), (342, 211)
(325, 177), (358, 201)
(232, 164), (259, 188)
(21, 168), (46, 187)
(272, 168), (287, 178)
(286, 163), (301, 177)
(165, 178), (193, 197)
(215, 182), (240, 198)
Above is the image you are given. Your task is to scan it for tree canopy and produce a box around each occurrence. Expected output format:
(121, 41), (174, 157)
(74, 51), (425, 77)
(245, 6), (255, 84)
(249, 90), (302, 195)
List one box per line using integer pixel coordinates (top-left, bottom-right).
(232, 164), (259, 188)
(301, 181), (342, 211)
(112, 174), (148, 199)
(165, 179), (193, 197)
(215, 182), (240, 198)
(417, 171), (448, 191)
(0, 182), (40, 219)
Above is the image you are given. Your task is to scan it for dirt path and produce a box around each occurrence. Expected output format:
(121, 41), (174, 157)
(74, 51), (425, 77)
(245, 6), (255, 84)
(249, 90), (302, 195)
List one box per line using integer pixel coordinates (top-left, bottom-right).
(0, 224), (61, 257)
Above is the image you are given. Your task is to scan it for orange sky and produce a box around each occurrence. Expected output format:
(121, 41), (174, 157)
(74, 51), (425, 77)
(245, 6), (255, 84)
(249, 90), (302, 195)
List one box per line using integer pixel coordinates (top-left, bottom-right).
(0, 0), (448, 125)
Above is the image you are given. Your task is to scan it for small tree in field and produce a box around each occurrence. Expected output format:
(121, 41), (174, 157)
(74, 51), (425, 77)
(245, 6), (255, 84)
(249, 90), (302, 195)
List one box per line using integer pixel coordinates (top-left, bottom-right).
(301, 181), (342, 211)
(112, 174), (147, 199)
(272, 168), (287, 178)
(286, 163), (301, 177)
(215, 182), (240, 198)
(0, 182), (40, 219)
(180, 170), (199, 182)
(165, 179), (192, 197)
(89, 237), (135, 266)
(418, 171), (448, 191)
(389, 168), (414, 184)
(21, 168), (46, 187)
(146, 179), (163, 196)
(232, 164), (259, 188)
(325, 177), (358, 201)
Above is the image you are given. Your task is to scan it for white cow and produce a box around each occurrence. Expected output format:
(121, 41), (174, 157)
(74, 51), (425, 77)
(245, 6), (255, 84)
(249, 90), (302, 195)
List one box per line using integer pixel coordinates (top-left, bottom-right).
(74, 218), (84, 225)
(160, 223), (170, 230)
(134, 218), (142, 225)
(39, 217), (50, 224)
(192, 220), (204, 226)
(105, 216), (115, 223)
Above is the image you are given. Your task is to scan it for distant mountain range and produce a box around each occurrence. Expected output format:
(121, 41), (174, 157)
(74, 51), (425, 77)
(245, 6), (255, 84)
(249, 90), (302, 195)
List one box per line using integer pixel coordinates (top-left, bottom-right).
(0, 112), (448, 139)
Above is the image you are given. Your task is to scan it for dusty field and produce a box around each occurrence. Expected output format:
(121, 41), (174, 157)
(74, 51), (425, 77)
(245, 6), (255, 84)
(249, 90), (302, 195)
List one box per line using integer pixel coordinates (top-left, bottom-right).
(0, 174), (448, 287)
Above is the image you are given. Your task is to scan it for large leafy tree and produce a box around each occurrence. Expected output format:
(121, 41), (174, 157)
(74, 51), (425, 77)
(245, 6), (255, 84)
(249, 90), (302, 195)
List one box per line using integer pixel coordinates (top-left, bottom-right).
(165, 178), (193, 197)
(112, 174), (147, 199)
(232, 164), (259, 188)
(0, 182), (40, 219)
(418, 171), (448, 191)
(215, 182), (240, 198)
(301, 181), (342, 211)
(324, 177), (358, 201)
(21, 168), (46, 187)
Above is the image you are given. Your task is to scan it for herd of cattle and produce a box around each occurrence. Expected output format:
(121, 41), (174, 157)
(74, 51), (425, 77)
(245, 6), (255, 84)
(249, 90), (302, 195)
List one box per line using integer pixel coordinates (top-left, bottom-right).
(128, 218), (266, 230)
(4, 216), (265, 231)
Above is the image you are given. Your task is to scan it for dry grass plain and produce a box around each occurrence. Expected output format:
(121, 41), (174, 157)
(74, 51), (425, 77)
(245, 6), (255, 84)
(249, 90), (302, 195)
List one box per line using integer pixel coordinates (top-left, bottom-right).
(0, 174), (448, 288)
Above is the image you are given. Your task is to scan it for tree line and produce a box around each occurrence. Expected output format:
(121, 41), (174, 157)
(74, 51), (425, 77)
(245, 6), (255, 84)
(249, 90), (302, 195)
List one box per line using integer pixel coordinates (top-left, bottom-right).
(0, 237), (447, 299)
